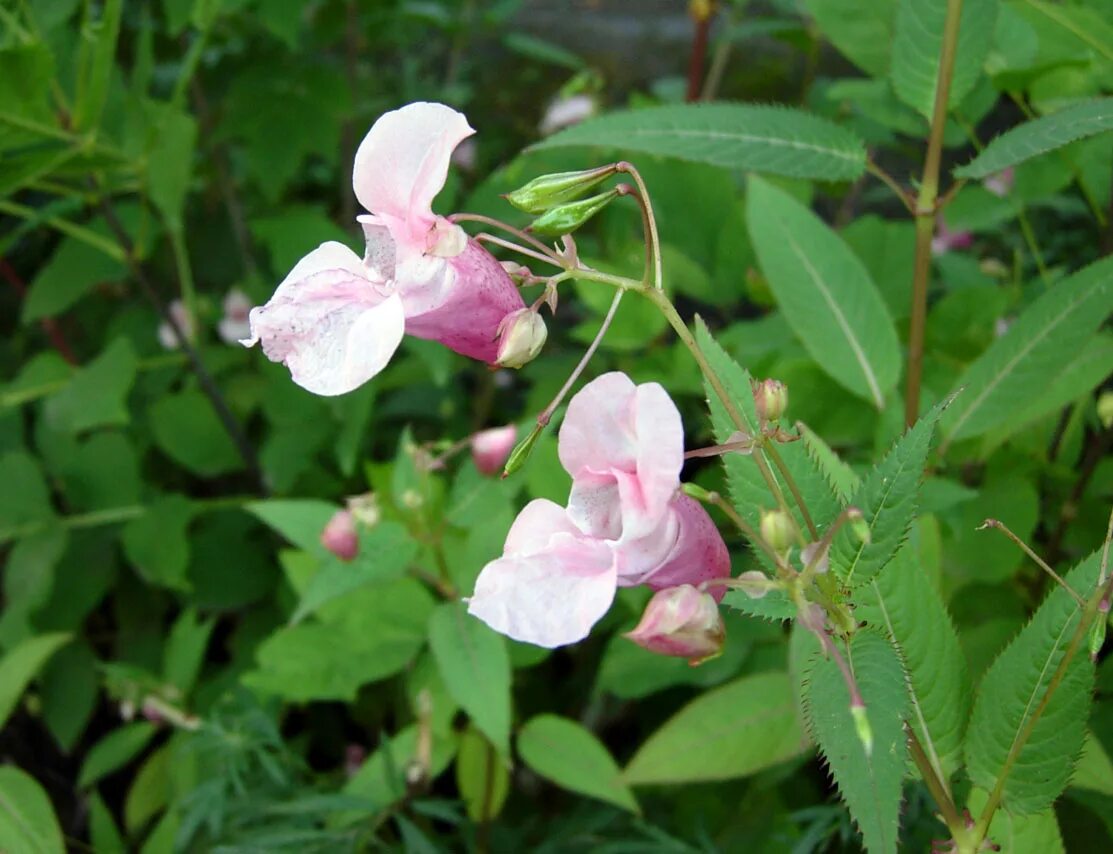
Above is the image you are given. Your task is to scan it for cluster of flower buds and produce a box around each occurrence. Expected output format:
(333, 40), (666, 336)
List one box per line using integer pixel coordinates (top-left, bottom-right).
(505, 165), (620, 240)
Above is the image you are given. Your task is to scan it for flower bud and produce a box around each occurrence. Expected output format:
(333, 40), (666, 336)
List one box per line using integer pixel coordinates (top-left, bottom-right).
(504, 165), (616, 214)
(347, 492), (381, 528)
(846, 507), (871, 545)
(528, 188), (620, 238)
(501, 423), (543, 478)
(495, 309), (547, 369)
(734, 570), (779, 599)
(752, 378), (788, 422)
(760, 509), (795, 553)
(471, 425), (517, 476)
(624, 585), (725, 665)
(320, 509), (358, 561)
(800, 542), (830, 575)
(1098, 391), (1113, 430)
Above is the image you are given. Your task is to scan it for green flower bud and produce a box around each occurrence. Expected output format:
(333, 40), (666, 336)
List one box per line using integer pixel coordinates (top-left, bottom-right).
(504, 165), (617, 214)
(502, 423), (544, 478)
(760, 509), (795, 553)
(752, 378), (788, 422)
(846, 507), (871, 545)
(528, 188), (620, 238)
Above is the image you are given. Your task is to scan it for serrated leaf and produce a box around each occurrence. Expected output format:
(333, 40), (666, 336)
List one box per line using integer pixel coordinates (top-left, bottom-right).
(531, 103), (867, 181)
(802, 0), (895, 77)
(804, 631), (908, 854)
(723, 586), (798, 622)
(964, 551), (1101, 815)
(799, 423), (860, 503)
(695, 319), (841, 541)
(954, 98), (1113, 179)
(831, 396), (950, 587)
(623, 672), (808, 785)
(854, 546), (971, 782)
(0, 632), (71, 730)
(428, 603), (511, 754)
(746, 176), (900, 408)
(890, 0), (999, 120)
(966, 787), (1065, 853)
(0, 766), (65, 854)
(519, 715), (639, 812)
(940, 255), (1113, 445)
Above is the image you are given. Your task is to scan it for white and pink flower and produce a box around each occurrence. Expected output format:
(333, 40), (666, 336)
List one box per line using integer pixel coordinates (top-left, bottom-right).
(467, 372), (730, 648)
(243, 103), (528, 396)
(471, 425), (518, 476)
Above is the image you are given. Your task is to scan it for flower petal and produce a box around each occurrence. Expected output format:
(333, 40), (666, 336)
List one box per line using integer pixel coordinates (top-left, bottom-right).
(352, 102), (474, 226)
(468, 536), (617, 647)
(559, 372), (638, 477)
(631, 381), (685, 529)
(244, 242), (404, 396)
(503, 499), (581, 556)
(639, 494), (731, 600)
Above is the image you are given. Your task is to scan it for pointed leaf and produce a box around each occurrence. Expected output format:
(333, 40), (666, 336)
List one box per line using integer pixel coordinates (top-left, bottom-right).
(941, 255), (1113, 444)
(0, 632), (71, 730)
(78, 722), (158, 789)
(954, 98), (1113, 179)
(429, 603), (511, 754)
(890, 0), (998, 120)
(531, 103), (867, 181)
(802, 0), (895, 77)
(966, 788), (1065, 853)
(855, 546), (972, 781)
(831, 396), (950, 587)
(623, 672), (808, 785)
(964, 552), (1100, 815)
(456, 726), (509, 821)
(746, 176), (900, 408)
(519, 715), (639, 812)
(0, 766), (65, 854)
(804, 631), (908, 854)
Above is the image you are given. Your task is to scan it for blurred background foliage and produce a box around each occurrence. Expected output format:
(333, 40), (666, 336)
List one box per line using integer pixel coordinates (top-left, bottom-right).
(0, 0), (1111, 851)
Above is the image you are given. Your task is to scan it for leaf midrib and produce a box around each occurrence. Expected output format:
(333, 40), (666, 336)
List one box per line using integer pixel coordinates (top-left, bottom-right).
(607, 127), (862, 162)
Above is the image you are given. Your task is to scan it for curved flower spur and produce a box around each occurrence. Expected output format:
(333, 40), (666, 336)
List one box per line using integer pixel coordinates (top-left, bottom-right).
(242, 102), (532, 395)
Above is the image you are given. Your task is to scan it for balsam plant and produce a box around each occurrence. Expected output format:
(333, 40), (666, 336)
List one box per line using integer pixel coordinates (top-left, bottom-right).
(0, 1), (1111, 852)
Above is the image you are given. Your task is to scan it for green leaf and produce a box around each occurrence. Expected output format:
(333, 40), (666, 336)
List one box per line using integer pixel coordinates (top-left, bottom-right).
(43, 339), (137, 434)
(954, 98), (1113, 179)
(802, 0), (895, 77)
(695, 319), (841, 540)
(519, 714), (639, 812)
(623, 672), (808, 785)
(723, 586), (798, 622)
(72, 0), (122, 131)
(0, 766), (65, 854)
(456, 726), (509, 822)
(854, 546), (971, 781)
(890, 0), (999, 120)
(40, 640), (98, 752)
(149, 389), (243, 476)
(21, 236), (125, 322)
(0, 452), (53, 532)
(831, 396), (950, 587)
(88, 790), (126, 854)
(966, 787), (1065, 853)
(799, 423), (860, 503)
(162, 608), (214, 696)
(746, 176), (900, 408)
(803, 631), (908, 854)
(940, 255), (1113, 444)
(0, 632), (71, 730)
(121, 495), (194, 591)
(344, 725), (456, 809)
(965, 551), (1100, 815)
(145, 103), (197, 228)
(123, 743), (170, 833)
(427, 603), (511, 754)
(78, 722), (158, 789)
(292, 522), (417, 623)
(531, 103), (867, 181)
(245, 499), (337, 557)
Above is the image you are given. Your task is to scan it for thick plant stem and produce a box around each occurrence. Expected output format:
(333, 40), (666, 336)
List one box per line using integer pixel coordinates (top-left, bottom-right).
(908, 727), (963, 835)
(905, 0), (965, 427)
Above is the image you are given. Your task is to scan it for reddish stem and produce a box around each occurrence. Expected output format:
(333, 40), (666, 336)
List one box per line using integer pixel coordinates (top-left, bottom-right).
(686, 3), (714, 102)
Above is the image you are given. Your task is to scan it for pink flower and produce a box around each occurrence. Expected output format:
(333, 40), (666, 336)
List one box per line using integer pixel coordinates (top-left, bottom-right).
(983, 166), (1014, 198)
(157, 300), (194, 350)
(539, 93), (597, 136)
(467, 372), (730, 648)
(472, 425), (517, 476)
(321, 509), (359, 561)
(243, 103), (527, 396)
(218, 289), (252, 344)
(931, 219), (973, 257)
(624, 584), (725, 664)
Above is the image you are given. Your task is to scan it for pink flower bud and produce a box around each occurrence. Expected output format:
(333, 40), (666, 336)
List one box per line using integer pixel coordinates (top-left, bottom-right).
(983, 166), (1014, 198)
(624, 584), (725, 664)
(471, 425), (517, 476)
(320, 509), (358, 561)
(495, 309), (547, 368)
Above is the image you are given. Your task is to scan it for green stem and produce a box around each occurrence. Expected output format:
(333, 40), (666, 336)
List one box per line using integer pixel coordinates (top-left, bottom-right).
(908, 727), (965, 837)
(866, 158), (914, 213)
(762, 438), (819, 539)
(905, 0), (965, 428)
(617, 162), (663, 290)
(0, 199), (126, 261)
(169, 227), (197, 333)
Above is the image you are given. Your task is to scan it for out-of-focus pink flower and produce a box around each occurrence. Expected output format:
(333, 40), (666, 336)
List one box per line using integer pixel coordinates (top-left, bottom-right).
(244, 103), (527, 395)
(450, 137), (477, 173)
(983, 166), (1014, 198)
(218, 289), (252, 344)
(467, 372), (730, 648)
(472, 425), (517, 476)
(539, 93), (597, 136)
(321, 509), (359, 561)
(624, 584), (726, 664)
(157, 300), (194, 350)
(931, 219), (973, 256)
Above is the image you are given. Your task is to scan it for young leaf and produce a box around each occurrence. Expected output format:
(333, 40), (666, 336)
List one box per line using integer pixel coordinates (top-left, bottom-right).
(0, 766), (65, 854)
(854, 546), (972, 782)
(623, 672), (808, 785)
(518, 715), (639, 813)
(954, 98), (1113, 179)
(803, 631), (908, 854)
(964, 551), (1101, 815)
(940, 255), (1113, 445)
(531, 103), (867, 181)
(694, 319), (842, 539)
(746, 176), (900, 408)
(0, 632), (71, 730)
(831, 396), (950, 588)
(802, 0), (895, 77)
(890, 0), (998, 120)
(428, 603), (511, 754)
